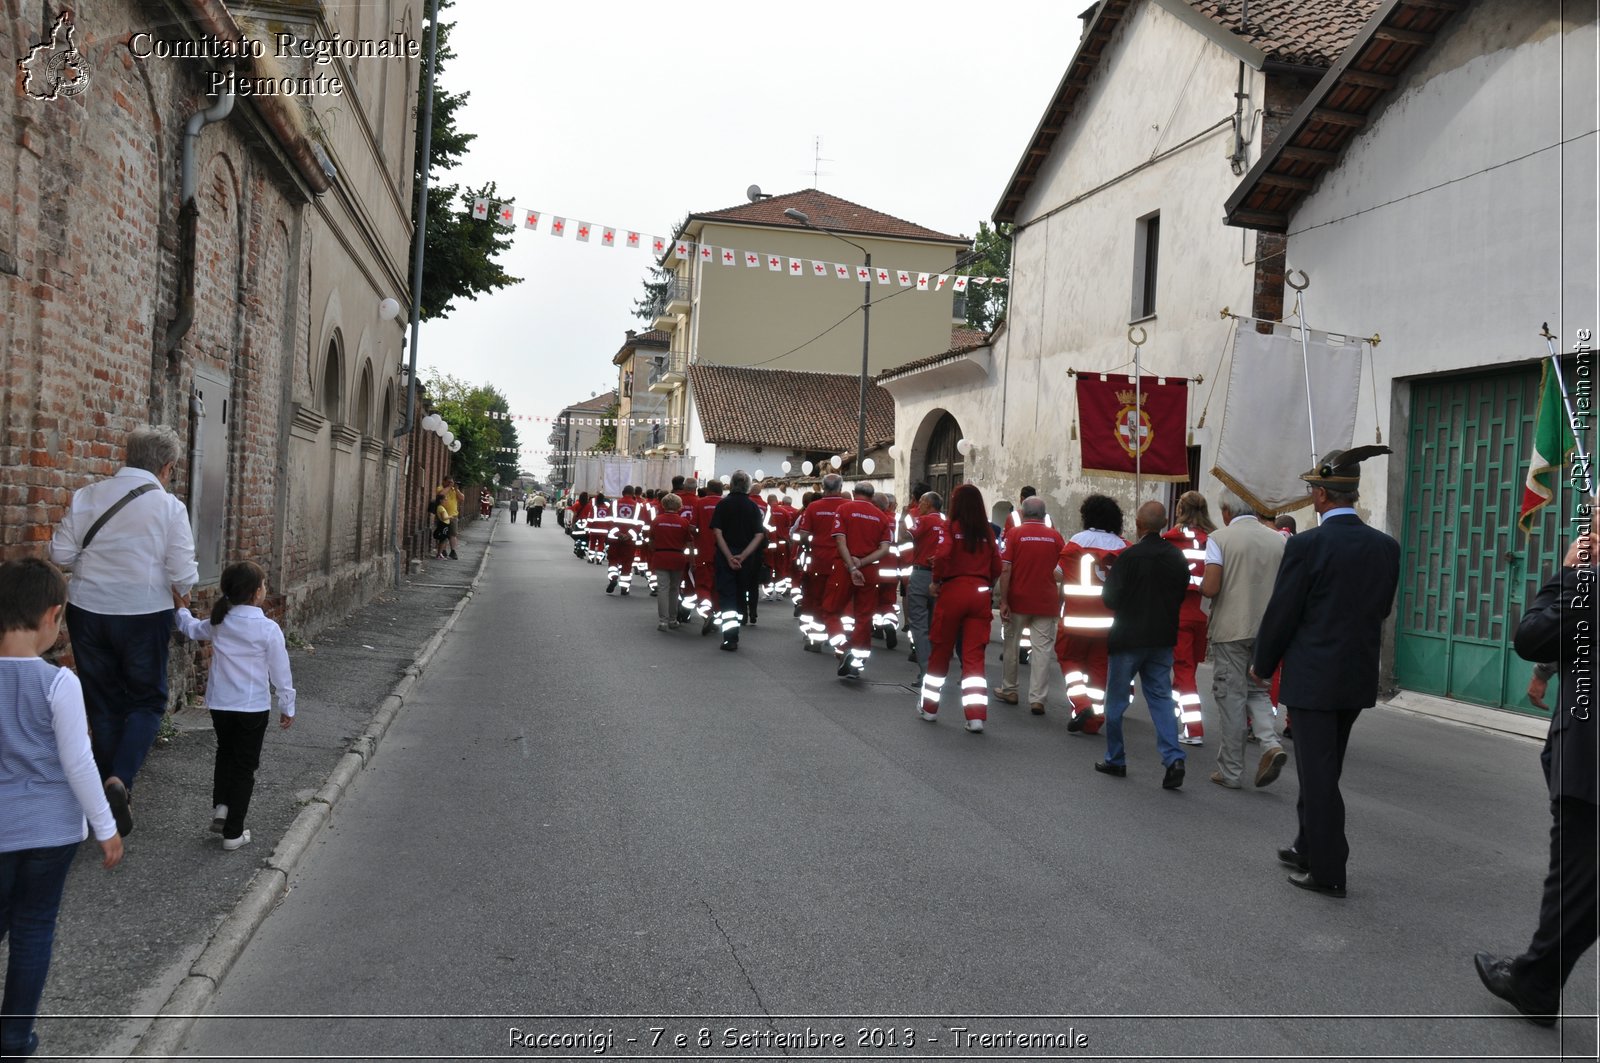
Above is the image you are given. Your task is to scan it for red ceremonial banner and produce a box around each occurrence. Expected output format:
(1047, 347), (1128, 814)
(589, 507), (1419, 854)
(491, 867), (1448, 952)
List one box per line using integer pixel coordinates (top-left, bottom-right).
(1076, 373), (1189, 481)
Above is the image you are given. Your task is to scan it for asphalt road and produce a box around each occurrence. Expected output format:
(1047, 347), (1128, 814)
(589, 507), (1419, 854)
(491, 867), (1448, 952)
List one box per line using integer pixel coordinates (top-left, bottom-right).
(179, 523), (1597, 1061)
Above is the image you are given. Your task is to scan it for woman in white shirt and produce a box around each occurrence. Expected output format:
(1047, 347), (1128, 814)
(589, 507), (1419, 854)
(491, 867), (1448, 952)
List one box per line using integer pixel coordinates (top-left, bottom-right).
(174, 561), (296, 851)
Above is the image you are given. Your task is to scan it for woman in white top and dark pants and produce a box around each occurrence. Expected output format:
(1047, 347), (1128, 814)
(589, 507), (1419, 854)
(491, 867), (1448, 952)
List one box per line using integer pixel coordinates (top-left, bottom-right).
(174, 561), (296, 850)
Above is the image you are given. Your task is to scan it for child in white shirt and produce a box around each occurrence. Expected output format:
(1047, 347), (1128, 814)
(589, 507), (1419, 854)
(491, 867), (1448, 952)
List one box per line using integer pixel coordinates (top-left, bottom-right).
(174, 560), (296, 851)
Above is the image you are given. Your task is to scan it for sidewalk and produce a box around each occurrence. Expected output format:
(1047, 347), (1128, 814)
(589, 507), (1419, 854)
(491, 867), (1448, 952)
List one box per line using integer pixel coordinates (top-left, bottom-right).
(1, 517), (503, 1062)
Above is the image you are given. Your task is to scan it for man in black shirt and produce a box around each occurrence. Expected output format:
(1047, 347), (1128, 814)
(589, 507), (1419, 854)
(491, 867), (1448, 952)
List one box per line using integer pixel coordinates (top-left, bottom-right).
(1095, 500), (1191, 789)
(710, 471), (766, 651)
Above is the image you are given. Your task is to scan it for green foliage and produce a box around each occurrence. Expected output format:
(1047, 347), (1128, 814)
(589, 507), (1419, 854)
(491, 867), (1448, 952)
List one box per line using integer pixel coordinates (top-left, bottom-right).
(415, 0), (520, 320)
(633, 265), (674, 322)
(963, 221), (1013, 332)
(423, 371), (520, 487)
(597, 402), (620, 451)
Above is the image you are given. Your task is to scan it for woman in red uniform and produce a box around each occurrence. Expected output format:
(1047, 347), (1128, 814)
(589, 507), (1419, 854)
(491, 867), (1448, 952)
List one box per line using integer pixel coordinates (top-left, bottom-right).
(917, 484), (1002, 733)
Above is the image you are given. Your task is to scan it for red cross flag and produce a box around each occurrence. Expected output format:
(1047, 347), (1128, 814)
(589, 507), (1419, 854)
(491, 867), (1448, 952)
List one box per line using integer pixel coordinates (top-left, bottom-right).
(721, 248), (737, 265)
(789, 258), (804, 275)
(876, 269), (890, 285)
(472, 197), (490, 220)
(626, 232), (640, 248)
(916, 273), (930, 290)
(700, 245), (714, 261)
(812, 261), (828, 276)
(551, 216), (567, 237)
(835, 264), (851, 279)
(767, 254), (783, 272)
(523, 210), (540, 231)
(602, 228), (616, 247)
(676, 240), (692, 259)
(898, 271), (912, 286)
(745, 252), (760, 267)
(576, 222), (592, 243)
(652, 236), (666, 254)
(855, 266), (871, 282)
(953, 276), (968, 291)
(497, 204), (515, 226)
(935, 274), (950, 291)
(970, 277), (989, 286)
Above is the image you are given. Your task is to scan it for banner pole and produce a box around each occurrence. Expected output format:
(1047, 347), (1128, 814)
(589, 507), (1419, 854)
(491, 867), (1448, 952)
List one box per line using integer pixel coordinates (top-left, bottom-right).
(1129, 326), (1146, 500)
(1288, 270), (1317, 467)
(1541, 323), (1594, 494)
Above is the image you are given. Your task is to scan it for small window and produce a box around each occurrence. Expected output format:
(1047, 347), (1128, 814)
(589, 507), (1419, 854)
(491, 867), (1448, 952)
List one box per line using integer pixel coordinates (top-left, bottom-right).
(1132, 211), (1160, 321)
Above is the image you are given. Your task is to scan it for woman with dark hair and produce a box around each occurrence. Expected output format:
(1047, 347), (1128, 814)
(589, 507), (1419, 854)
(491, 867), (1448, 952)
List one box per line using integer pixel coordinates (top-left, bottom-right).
(918, 483), (1002, 733)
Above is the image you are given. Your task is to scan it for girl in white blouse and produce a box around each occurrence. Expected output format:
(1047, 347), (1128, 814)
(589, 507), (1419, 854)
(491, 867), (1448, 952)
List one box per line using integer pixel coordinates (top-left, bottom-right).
(175, 561), (296, 851)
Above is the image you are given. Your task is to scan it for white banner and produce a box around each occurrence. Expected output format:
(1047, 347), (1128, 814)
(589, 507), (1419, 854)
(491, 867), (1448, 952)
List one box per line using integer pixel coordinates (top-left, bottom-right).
(1213, 324), (1364, 515)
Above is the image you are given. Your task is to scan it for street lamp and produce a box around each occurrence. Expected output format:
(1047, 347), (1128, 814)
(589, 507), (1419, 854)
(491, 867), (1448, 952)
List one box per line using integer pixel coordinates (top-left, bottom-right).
(784, 206), (871, 480)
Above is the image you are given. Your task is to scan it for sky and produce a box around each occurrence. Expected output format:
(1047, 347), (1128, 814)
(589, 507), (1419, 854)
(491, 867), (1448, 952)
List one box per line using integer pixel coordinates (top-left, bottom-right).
(417, 0), (1083, 478)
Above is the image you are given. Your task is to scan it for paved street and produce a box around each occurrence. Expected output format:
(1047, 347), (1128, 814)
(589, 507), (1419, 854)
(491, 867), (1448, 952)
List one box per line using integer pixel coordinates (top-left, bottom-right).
(178, 524), (1597, 1061)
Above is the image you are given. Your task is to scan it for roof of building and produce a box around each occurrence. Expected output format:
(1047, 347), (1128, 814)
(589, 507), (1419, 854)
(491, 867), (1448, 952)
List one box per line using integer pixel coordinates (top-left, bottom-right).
(562, 389), (619, 414)
(878, 327), (993, 382)
(994, 0), (1380, 224)
(687, 365), (896, 451)
(1225, 0), (1464, 233)
(684, 188), (968, 246)
(612, 328), (671, 366)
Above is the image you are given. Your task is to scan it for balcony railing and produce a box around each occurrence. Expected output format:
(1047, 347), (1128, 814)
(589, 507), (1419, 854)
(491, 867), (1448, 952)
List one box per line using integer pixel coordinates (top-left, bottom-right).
(664, 274), (694, 312)
(647, 350), (689, 393)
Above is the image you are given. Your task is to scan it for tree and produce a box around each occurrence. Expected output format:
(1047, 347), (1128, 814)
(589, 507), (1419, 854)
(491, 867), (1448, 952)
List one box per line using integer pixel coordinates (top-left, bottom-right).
(423, 371), (520, 487)
(633, 215), (689, 322)
(415, 0), (520, 320)
(596, 401), (620, 451)
(963, 221), (1013, 332)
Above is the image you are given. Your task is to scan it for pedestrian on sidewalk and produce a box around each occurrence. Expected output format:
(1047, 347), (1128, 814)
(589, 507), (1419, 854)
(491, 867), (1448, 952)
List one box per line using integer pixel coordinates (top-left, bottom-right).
(1474, 520), (1598, 1025)
(0, 558), (123, 1061)
(1094, 500), (1190, 788)
(435, 477), (464, 560)
(431, 493), (452, 560)
(173, 561), (297, 852)
(1199, 488), (1288, 791)
(508, 495), (520, 524)
(710, 472), (766, 651)
(649, 494), (694, 630)
(49, 425), (199, 836)
(917, 483), (1001, 734)
(993, 495), (1065, 715)
(1252, 446), (1399, 898)
(530, 491), (547, 527)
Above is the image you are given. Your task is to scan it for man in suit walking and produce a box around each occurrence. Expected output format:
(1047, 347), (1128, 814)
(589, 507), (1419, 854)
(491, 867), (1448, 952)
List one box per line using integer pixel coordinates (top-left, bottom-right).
(1474, 519), (1597, 1025)
(1252, 446), (1400, 897)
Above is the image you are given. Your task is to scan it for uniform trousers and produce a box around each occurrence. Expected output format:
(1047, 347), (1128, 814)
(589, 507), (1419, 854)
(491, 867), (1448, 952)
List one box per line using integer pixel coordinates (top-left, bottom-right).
(1511, 796), (1599, 1006)
(607, 541), (636, 586)
(826, 569), (881, 658)
(800, 569), (833, 644)
(211, 709), (269, 839)
(1055, 629), (1109, 735)
(693, 557), (717, 614)
(1172, 614), (1208, 740)
(1290, 705), (1362, 887)
(919, 577), (994, 723)
(715, 559), (760, 643)
(905, 568), (934, 676)
(654, 569), (685, 623)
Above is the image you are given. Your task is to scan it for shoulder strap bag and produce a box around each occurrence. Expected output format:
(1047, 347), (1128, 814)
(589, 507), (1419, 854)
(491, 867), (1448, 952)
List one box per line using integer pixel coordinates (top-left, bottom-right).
(80, 482), (159, 551)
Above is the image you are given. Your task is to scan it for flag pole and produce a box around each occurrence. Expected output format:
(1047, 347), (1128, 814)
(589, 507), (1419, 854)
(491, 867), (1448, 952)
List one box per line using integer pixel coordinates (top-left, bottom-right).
(1288, 270), (1318, 467)
(1129, 326), (1146, 500)
(1541, 322), (1594, 494)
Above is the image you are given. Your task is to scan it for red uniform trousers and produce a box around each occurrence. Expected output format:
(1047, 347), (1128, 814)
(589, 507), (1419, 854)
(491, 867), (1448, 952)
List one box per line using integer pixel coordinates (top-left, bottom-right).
(799, 567), (833, 646)
(1172, 613), (1208, 741)
(693, 555), (716, 616)
(606, 539), (637, 588)
(1055, 628), (1109, 735)
(918, 576), (995, 723)
(825, 567), (881, 664)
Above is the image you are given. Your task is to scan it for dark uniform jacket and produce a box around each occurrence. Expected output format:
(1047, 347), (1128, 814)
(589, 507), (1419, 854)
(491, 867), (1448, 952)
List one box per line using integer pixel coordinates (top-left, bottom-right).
(1252, 513), (1401, 711)
(1514, 566), (1598, 805)
(1102, 532), (1189, 654)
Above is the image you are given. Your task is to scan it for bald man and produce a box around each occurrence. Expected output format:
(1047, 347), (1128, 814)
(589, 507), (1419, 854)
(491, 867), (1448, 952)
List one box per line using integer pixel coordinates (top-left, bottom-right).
(1094, 500), (1192, 789)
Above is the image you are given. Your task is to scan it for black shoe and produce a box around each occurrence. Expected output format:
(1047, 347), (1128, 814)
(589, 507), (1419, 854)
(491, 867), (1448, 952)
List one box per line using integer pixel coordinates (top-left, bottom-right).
(884, 627), (898, 650)
(606, 578), (617, 594)
(1278, 846), (1310, 871)
(449, 550), (458, 560)
(620, 588), (630, 596)
(1066, 711), (1088, 734)
(907, 646), (918, 661)
(747, 615), (757, 626)
(1287, 870), (1346, 898)
(702, 616), (714, 636)
(1019, 648), (1031, 665)
(650, 589), (659, 597)
(104, 779), (133, 837)
(1283, 725), (1293, 741)
(720, 640), (738, 652)
(1162, 760), (1186, 789)
(1473, 953), (1558, 1027)
(793, 603), (803, 618)
(1094, 760), (1127, 778)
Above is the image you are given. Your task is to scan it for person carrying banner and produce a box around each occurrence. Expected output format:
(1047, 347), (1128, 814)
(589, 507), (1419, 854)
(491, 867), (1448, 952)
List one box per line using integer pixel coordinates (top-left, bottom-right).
(1058, 495), (1129, 736)
(1162, 491), (1215, 746)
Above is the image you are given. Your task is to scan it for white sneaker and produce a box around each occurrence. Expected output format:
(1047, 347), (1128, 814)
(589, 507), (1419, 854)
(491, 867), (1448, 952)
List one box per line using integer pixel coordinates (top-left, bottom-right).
(965, 719), (985, 733)
(1179, 736), (1204, 746)
(210, 805), (228, 834)
(221, 830), (252, 851)
(917, 709), (938, 722)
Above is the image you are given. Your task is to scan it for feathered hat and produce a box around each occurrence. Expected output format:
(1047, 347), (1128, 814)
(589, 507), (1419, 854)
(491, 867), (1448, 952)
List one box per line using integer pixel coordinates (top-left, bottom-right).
(1300, 444), (1393, 489)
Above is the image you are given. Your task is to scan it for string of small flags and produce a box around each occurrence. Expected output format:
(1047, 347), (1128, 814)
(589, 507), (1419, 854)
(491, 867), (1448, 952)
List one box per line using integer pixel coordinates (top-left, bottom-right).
(489, 412), (686, 428)
(471, 199), (1008, 293)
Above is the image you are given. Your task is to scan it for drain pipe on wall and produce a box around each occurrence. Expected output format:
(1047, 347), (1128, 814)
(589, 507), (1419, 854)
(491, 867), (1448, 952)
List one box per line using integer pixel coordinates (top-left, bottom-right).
(163, 67), (236, 363)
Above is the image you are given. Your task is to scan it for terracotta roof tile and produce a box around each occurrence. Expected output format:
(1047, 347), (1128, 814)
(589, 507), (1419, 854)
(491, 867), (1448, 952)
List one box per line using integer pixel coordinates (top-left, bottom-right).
(563, 389), (618, 413)
(1181, 0), (1379, 67)
(612, 329), (671, 365)
(878, 327), (992, 381)
(688, 365), (895, 451)
(688, 189), (968, 246)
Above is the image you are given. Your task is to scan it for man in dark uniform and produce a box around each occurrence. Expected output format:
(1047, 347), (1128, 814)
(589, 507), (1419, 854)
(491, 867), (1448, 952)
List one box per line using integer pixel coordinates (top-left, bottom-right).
(1252, 445), (1400, 898)
(710, 471), (766, 651)
(1475, 517), (1597, 1024)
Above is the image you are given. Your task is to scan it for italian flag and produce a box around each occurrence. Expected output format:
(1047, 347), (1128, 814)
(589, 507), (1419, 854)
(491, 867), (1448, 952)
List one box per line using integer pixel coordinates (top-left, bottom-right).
(1518, 360), (1576, 531)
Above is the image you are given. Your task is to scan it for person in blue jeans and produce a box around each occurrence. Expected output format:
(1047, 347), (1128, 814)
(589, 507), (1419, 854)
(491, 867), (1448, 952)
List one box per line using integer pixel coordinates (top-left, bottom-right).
(1093, 500), (1192, 789)
(0, 559), (123, 1060)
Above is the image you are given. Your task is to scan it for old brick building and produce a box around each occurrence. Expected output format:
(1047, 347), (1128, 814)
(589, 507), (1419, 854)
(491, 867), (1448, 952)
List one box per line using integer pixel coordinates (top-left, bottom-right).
(1, 0), (425, 687)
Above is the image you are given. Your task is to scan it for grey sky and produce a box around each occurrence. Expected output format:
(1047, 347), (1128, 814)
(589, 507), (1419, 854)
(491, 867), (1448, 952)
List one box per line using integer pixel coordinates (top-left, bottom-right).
(418, 0), (1080, 479)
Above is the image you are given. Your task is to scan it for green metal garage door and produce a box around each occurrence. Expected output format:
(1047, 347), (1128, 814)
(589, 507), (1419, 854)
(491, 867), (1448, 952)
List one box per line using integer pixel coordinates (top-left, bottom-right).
(1396, 366), (1570, 715)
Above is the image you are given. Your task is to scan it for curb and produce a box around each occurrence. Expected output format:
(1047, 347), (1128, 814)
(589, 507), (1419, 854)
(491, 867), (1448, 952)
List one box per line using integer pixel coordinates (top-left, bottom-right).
(127, 523), (498, 1060)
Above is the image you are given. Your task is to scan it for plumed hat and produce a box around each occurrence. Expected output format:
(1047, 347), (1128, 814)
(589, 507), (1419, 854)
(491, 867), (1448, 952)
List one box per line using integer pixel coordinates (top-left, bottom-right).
(1300, 444), (1393, 489)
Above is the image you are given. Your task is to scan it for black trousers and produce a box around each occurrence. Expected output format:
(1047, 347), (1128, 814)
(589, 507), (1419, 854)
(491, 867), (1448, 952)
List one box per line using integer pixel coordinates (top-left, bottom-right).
(1511, 797), (1599, 1005)
(1290, 706), (1361, 887)
(211, 710), (269, 839)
